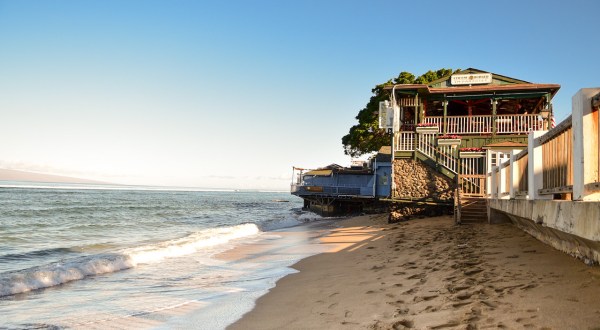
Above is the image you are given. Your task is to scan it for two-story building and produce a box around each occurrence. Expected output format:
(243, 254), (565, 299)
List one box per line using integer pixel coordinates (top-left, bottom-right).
(383, 68), (560, 222)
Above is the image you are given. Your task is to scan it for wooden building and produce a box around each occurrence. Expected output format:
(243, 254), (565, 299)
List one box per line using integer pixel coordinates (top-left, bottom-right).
(383, 68), (560, 223)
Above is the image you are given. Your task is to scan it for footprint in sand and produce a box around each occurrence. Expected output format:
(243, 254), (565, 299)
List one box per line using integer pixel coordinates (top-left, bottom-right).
(392, 319), (414, 329)
(387, 299), (405, 307)
(394, 307), (410, 317)
(464, 268), (483, 276)
(403, 288), (418, 295)
(480, 300), (498, 309)
(452, 301), (471, 308)
(520, 283), (538, 290)
(447, 285), (470, 293)
(407, 273), (425, 280)
(430, 320), (460, 329)
(413, 295), (438, 302)
(456, 292), (473, 300)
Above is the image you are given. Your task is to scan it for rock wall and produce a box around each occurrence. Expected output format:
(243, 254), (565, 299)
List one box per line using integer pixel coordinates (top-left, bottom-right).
(389, 159), (455, 223)
(392, 159), (455, 201)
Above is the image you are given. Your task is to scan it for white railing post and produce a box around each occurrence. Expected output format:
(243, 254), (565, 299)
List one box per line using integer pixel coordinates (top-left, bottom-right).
(528, 130), (551, 200)
(491, 167), (498, 199)
(509, 153), (517, 199)
(572, 88), (600, 201)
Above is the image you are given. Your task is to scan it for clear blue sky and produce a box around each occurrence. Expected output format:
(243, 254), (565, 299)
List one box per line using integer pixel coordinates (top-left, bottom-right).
(1, 0), (598, 190)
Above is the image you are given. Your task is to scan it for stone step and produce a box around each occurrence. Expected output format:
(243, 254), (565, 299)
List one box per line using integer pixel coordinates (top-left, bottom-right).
(460, 213), (487, 219)
(461, 213), (486, 218)
(462, 208), (486, 213)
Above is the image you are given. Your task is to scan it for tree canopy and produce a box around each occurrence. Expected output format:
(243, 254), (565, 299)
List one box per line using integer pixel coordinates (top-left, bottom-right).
(341, 68), (458, 157)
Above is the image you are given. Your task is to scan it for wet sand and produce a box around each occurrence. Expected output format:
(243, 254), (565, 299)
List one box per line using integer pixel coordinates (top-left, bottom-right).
(229, 214), (600, 329)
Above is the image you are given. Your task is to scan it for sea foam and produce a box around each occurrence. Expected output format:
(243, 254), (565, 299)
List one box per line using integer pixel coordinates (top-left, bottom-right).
(0, 223), (260, 297)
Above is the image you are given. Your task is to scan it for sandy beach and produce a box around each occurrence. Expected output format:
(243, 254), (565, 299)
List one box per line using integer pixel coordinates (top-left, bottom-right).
(228, 214), (600, 329)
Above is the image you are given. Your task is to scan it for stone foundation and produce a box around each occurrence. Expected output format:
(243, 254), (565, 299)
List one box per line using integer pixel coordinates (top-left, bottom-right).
(389, 159), (455, 222)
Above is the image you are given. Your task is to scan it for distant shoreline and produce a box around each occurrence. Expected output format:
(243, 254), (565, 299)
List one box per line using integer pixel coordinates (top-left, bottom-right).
(0, 179), (291, 194)
(0, 168), (107, 185)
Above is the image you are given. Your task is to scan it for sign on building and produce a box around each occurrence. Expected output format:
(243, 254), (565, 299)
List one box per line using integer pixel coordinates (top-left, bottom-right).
(451, 73), (493, 85)
(379, 101), (393, 129)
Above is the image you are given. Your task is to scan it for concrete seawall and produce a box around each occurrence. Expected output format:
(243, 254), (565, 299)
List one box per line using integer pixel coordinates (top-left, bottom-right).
(490, 199), (600, 264)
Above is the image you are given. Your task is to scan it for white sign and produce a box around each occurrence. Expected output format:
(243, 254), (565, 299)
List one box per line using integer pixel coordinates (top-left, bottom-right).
(378, 101), (393, 129)
(451, 73), (492, 85)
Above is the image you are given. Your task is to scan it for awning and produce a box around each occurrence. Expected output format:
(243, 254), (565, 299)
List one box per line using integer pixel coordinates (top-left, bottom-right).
(304, 169), (333, 176)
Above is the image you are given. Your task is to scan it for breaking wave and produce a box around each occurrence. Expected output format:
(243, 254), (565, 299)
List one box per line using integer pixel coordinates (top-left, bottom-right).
(0, 223), (260, 297)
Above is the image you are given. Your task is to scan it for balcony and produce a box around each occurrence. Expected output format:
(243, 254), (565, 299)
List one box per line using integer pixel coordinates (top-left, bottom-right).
(422, 114), (544, 135)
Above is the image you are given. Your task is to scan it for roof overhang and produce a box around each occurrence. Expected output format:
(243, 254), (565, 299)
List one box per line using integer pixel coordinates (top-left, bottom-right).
(304, 169), (332, 176)
(385, 83), (561, 100)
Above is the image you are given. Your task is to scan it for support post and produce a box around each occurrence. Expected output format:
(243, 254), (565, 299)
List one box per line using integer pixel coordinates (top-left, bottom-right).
(509, 153), (517, 199)
(443, 99), (448, 134)
(491, 98), (497, 137)
(572, 88), (600, 201)
(414, 94), (419, 124)
(546, 93), (552, 130)
(491, 167), (498, 199)
(389, 134), (393, 198)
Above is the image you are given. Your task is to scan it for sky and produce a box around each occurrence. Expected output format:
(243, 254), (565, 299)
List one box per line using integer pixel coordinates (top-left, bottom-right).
(1, 0), (599, 190)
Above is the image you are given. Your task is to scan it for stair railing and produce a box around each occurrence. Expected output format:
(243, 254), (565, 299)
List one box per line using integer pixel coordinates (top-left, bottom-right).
(416, 133), (458, 173)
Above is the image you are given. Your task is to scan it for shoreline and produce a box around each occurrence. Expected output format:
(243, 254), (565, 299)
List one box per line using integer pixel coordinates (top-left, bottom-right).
(229, 214), (600, 329)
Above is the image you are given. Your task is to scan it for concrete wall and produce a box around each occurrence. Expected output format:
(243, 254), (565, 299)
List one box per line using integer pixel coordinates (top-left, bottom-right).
(490, 199), (600, 264)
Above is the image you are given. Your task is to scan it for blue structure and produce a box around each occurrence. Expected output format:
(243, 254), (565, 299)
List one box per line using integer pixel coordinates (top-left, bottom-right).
(291, 147), (391, 215)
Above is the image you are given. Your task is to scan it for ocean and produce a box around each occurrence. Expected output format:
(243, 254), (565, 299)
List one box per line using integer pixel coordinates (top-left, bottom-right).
(0, 182), (326, 329)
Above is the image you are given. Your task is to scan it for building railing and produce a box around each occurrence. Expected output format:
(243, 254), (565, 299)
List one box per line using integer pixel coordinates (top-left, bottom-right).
(488, 88), (600, 202)
(459, 174), (486, 197)
(416, 133), (458, 173)
(423, 114), (543, 135)
(291, 184), (370, 197)
(537, 117), (573, 194)
(394, 131), (416, 151)
(515, 150), (528, 196)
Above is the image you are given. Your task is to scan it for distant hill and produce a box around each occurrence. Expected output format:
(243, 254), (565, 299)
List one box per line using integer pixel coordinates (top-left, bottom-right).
(0, 168), (107, 185)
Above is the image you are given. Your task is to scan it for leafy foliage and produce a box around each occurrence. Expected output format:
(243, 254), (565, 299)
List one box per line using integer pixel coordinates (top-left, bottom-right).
(341, 68), (459, 157)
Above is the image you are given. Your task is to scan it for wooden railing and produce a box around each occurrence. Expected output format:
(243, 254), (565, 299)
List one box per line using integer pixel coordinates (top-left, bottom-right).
(537, 117), (573, 194)
(459, 174), (486, 197)
(424, 114), (543, 135)
(487, 115), (580, 200)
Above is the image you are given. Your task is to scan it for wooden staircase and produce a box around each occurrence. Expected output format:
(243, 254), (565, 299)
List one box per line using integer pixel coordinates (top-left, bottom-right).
(396, 131), (489, 224)
(457, 197), (487, 224)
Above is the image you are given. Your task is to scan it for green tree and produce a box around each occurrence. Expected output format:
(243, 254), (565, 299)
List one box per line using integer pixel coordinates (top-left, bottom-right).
(341, 68), (458, 157)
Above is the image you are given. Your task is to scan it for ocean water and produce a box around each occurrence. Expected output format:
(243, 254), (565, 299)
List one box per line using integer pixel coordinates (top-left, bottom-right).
(0, 182), (325, 329)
